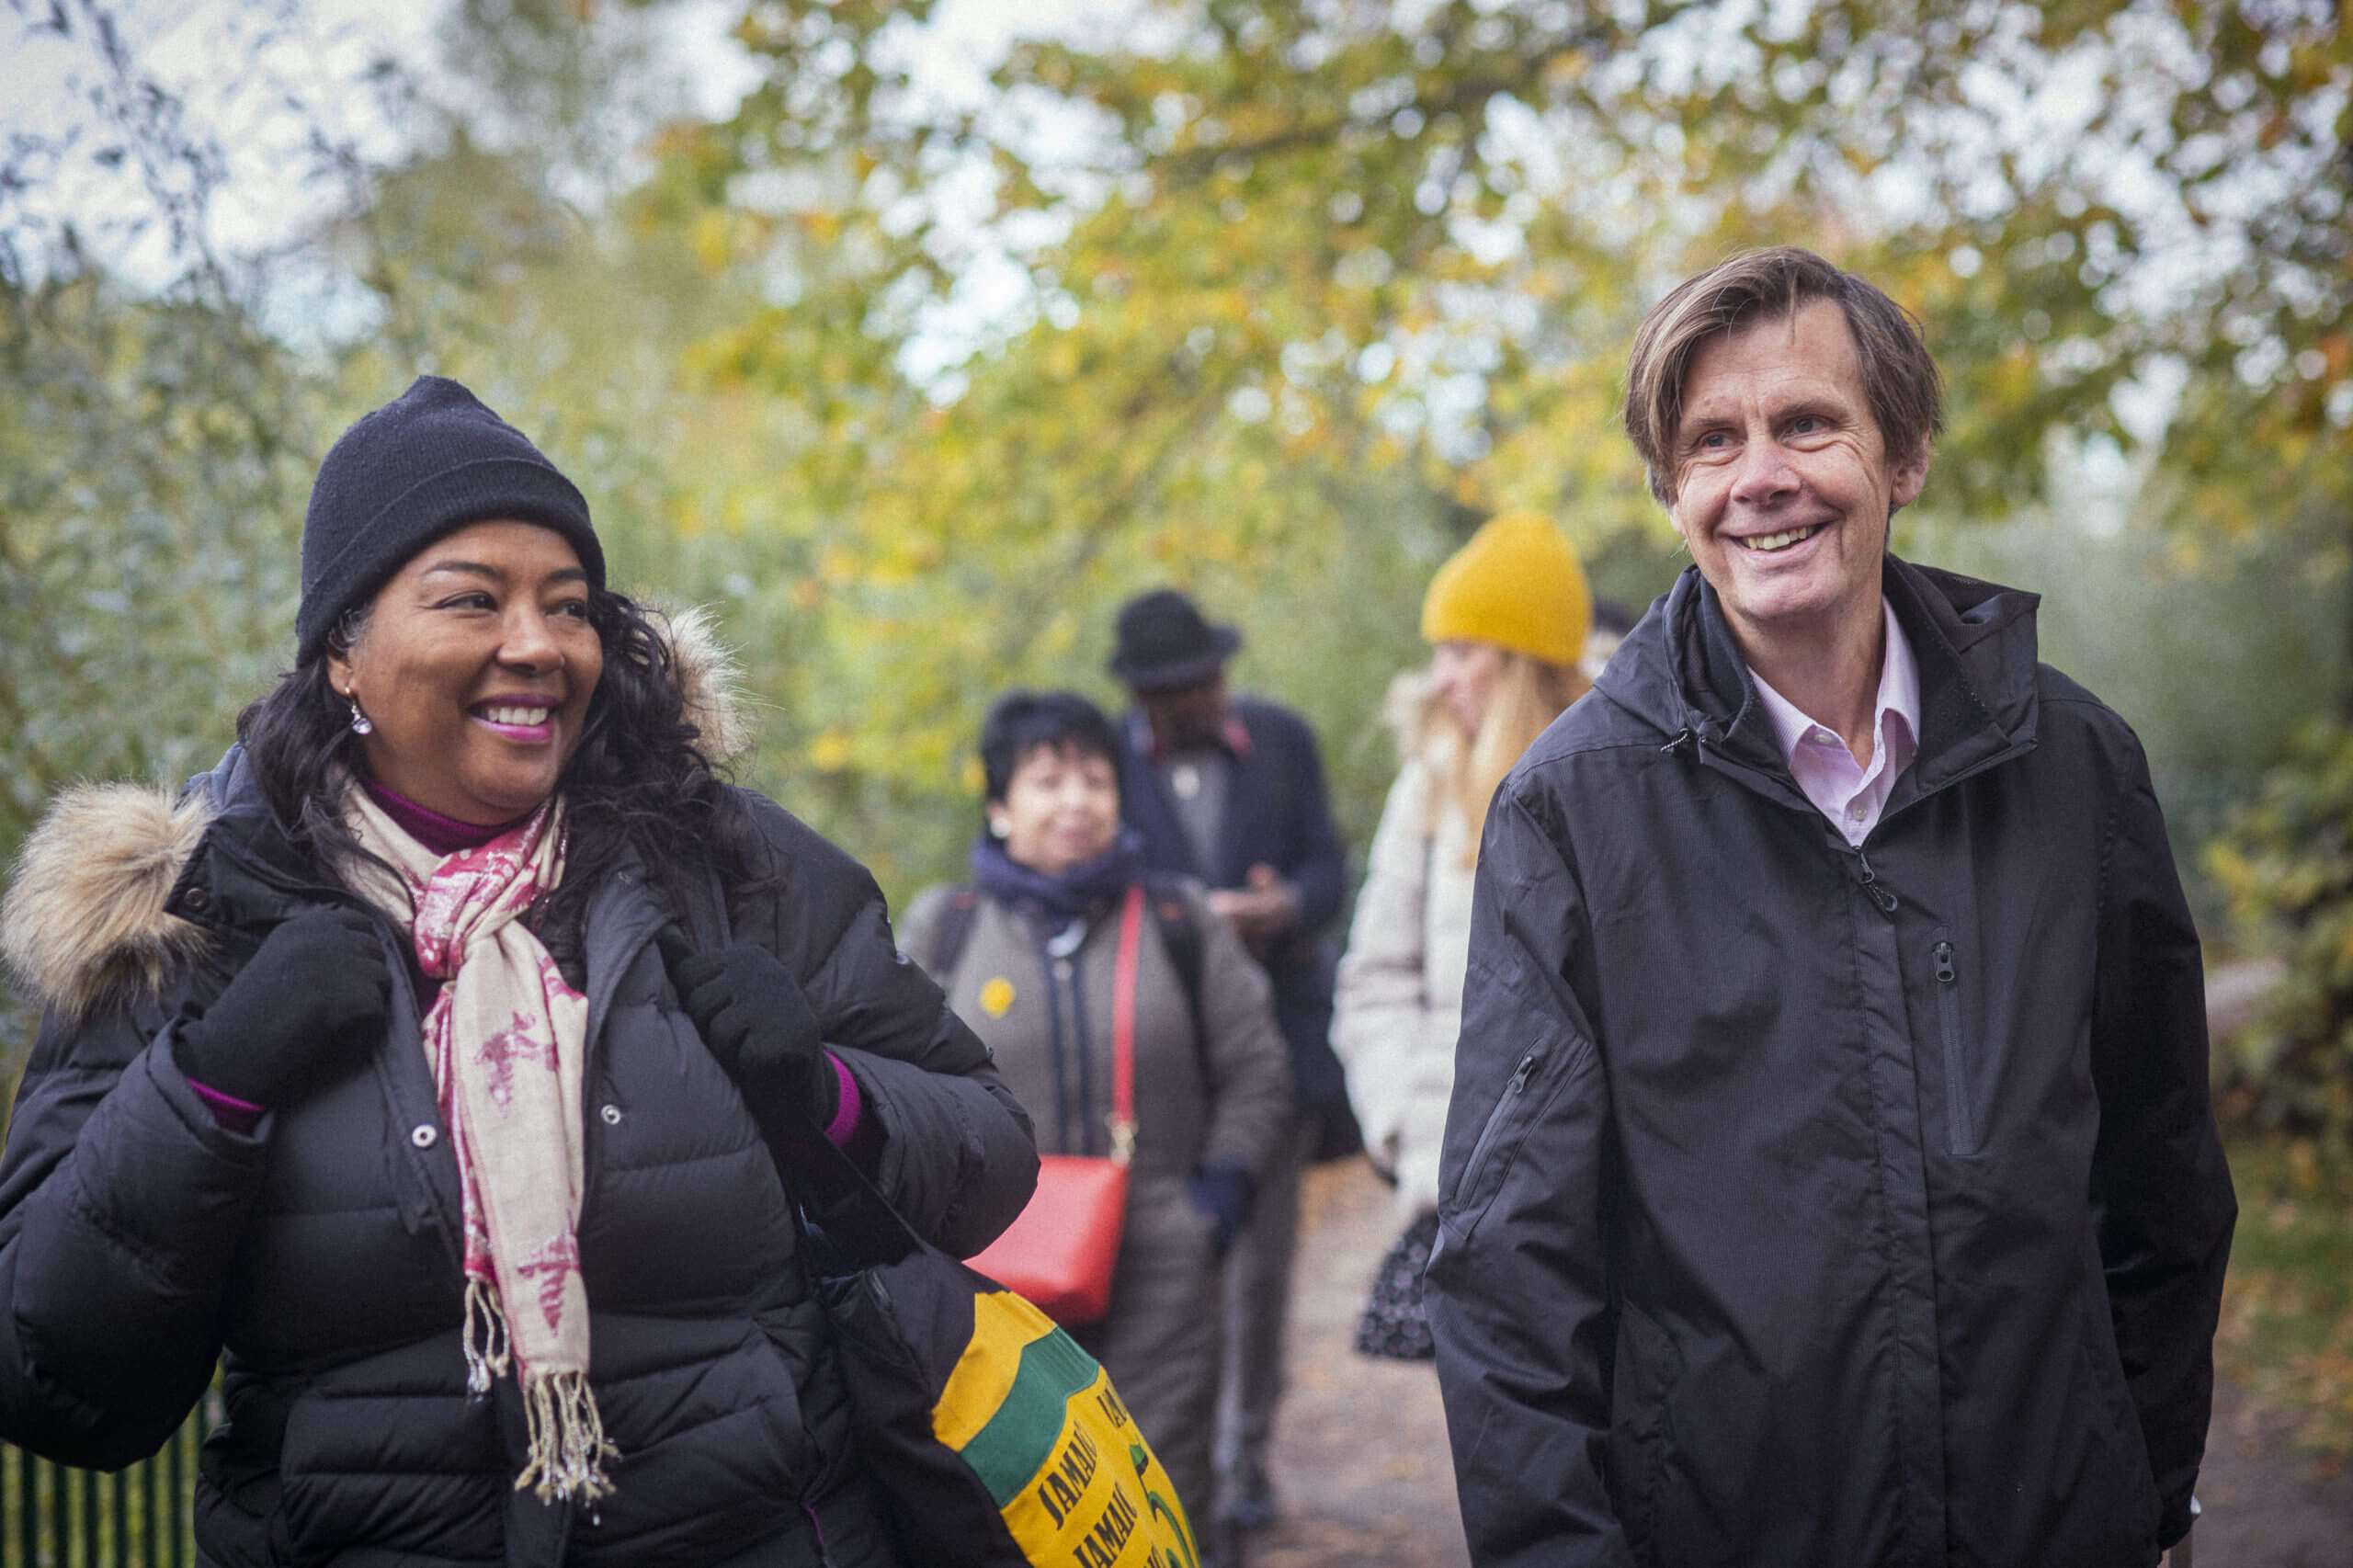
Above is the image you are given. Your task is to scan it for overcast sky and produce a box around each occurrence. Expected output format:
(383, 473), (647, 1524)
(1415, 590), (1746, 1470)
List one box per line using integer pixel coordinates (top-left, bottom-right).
(0, 0), (1109, 287)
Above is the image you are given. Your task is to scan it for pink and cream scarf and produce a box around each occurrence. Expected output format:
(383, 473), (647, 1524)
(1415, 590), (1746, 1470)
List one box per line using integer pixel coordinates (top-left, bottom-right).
(345, 789), (616, 1506)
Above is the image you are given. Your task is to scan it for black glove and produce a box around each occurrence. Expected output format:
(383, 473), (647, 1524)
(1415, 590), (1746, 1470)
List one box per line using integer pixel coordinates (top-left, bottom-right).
(174, 905), (392, 1107)
(657, 928), (838, 1128)
(1187, 1165), (1257, 1260)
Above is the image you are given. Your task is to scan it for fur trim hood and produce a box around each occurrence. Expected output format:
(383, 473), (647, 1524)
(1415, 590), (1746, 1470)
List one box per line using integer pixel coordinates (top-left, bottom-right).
(663, 602), (753, 764)
(1, 605), (752, 1022)
(0, 784), (216, 1026)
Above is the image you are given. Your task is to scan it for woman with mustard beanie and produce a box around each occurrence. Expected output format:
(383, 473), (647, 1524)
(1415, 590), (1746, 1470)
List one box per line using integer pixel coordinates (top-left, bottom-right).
(1330, 511), (1593, 1359)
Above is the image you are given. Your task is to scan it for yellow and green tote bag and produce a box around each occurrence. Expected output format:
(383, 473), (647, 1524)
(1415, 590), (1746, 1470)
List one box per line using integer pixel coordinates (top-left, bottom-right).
(799, 1141), (1199, 1568)
(932, 1288), (1199, 1566)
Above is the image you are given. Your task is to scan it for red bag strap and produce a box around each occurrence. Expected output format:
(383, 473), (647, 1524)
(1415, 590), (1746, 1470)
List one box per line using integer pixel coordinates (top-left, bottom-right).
(1108, 882), (1143, 1165)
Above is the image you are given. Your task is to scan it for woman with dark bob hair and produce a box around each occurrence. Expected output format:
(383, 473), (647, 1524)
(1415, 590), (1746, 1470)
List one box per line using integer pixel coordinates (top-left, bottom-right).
(897, 688), (1290, 1525)
(0, 376), (1037, 1567)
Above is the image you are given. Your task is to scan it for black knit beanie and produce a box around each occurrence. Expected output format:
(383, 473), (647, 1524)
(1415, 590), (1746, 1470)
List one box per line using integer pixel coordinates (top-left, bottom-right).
(296, 375), (603, 663)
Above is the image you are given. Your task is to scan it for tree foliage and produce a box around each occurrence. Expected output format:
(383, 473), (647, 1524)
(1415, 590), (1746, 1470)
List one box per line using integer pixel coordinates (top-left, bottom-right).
(2208, 718), (2353, 1144)
(0, 277), (314, 843)
(657, 0), (2350, 855)
(3, 0), (2350, 1083)
(688, 0), (2349, 517)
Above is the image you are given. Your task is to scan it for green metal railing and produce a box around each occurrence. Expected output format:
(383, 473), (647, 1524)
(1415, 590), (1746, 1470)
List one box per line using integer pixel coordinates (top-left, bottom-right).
(1, 1394), (215, 1568)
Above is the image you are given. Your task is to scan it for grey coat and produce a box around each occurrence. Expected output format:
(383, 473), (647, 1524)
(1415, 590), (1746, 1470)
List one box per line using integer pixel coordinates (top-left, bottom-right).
(899, 874), (1291, 1519)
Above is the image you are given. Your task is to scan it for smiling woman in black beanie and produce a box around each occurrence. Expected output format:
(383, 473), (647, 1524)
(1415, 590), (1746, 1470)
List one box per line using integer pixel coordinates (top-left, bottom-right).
(0, 375), (1038, 1568)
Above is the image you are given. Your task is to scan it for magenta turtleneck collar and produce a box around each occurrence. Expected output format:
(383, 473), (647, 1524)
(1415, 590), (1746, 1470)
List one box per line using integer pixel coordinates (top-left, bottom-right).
(358, 775), (533, 856)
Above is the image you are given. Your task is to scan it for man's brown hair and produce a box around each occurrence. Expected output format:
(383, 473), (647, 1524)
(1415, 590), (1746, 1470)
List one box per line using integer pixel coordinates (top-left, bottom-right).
(1622, 246), (1944, 506)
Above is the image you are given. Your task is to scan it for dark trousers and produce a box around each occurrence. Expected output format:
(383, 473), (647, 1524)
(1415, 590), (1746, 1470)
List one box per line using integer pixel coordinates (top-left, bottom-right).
(1213, 1115), (1317, 1513)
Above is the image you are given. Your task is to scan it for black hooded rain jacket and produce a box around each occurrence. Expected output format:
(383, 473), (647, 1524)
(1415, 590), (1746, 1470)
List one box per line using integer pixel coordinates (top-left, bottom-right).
(1426, 556), (2234, 1568)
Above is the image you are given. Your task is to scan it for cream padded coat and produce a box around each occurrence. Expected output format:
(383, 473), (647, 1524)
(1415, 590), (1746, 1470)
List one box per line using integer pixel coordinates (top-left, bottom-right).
(1331, 752), (1476, 1219)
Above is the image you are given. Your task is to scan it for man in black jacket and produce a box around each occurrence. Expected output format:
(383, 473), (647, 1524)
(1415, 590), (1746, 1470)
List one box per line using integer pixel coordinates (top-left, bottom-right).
(1108, 587), (1358, 1539)
(1427, 247), (2234, 1567)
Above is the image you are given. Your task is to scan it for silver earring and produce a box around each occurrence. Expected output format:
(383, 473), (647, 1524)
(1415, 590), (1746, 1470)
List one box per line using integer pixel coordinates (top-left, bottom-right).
(348, 699), (373, 736)
(989, 819), (1009, 839)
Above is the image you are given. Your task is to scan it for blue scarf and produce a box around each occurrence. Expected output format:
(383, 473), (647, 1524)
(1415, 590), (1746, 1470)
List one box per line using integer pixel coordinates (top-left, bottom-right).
(969, 829), (1145, 923)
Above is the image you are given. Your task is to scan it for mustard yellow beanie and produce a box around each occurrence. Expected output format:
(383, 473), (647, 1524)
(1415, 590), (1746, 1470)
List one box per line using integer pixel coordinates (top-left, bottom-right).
(1419, 511), (1592, 667)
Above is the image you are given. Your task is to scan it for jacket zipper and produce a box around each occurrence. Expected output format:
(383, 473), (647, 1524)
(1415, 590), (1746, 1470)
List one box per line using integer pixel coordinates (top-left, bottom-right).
(1855, 848), (1897, 913)
(1459, 1052), (1539, 1196)
(1933, 937), (1973, 1154)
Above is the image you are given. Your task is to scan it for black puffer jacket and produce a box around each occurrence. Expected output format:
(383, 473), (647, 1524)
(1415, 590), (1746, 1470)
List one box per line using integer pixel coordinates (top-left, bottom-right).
(0, 746), (1037, 1568)
(1427, 558), (2234, 1568)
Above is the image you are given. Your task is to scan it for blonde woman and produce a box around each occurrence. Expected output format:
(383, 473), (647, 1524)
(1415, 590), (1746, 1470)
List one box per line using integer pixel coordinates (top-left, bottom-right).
(1331, 511), (1591, 1357)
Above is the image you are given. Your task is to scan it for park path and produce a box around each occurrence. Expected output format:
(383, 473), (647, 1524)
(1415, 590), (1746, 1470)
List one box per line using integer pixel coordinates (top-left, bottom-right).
(1246, 1156), (2353, 1568)
(2196, 1381), (2353, 1567)
(1248, 1158), (1469, 1568)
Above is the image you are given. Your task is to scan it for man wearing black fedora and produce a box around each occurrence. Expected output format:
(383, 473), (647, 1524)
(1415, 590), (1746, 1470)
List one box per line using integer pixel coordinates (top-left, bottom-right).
(1108, 587), (1359, 1540)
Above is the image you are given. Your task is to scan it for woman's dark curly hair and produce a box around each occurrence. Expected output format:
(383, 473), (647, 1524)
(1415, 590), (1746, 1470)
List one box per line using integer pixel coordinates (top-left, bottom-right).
(237, 588), (774, 978)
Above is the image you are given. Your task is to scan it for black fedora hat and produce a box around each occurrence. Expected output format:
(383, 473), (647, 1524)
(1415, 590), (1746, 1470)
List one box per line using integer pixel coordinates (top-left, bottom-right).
(1108, 588), (1242, 693)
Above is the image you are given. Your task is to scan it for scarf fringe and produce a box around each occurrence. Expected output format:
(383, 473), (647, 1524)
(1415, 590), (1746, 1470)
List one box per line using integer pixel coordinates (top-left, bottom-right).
(468, 1282), (620, 1505)
(463, 1278), (512, 1395)
(517, 1369), (620, 1505)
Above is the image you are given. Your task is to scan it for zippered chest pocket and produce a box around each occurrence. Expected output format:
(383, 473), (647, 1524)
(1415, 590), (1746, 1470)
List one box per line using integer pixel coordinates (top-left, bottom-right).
(1931, 930), (1981, 1157)
(1460, 1052), (1538, 1191)
(1446, 1044), (1579, 1234)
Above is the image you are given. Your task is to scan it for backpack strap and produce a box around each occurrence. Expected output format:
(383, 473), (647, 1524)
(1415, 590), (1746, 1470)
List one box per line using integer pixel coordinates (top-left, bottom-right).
(923, 885), (983, 979)
(1142, 874), (1211, 1082)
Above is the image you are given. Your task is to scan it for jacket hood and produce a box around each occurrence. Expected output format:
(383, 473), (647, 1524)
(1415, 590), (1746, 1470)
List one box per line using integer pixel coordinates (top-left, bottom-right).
(0, 603), (752, 1022)
(665, 602), (754, 764)
(1594, 555), (2043, 791)
(0, 783), (217, 1025)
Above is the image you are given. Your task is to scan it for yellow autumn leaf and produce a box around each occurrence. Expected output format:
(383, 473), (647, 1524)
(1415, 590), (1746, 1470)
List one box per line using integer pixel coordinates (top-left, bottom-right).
(810, 730), (855, 772)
